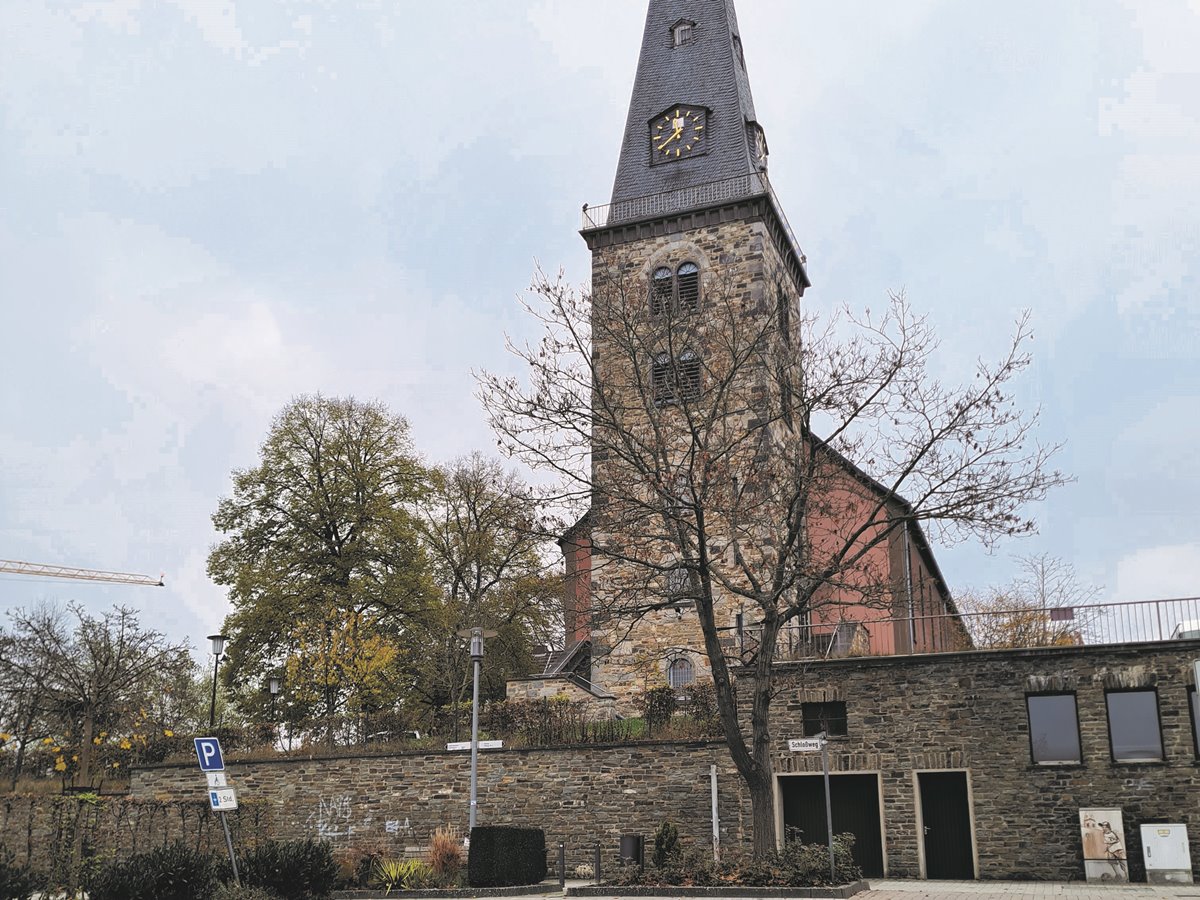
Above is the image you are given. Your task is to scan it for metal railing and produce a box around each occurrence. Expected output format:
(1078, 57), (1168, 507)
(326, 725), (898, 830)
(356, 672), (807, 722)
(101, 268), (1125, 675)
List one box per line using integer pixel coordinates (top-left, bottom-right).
(582, 171), (807, 269)
(725, 595), (1200, 662)
(582, 172), (768, 230)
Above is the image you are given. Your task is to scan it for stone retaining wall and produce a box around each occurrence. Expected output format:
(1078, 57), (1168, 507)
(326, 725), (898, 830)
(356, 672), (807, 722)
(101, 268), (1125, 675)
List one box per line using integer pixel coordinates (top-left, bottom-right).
(131, 740), (748, 869)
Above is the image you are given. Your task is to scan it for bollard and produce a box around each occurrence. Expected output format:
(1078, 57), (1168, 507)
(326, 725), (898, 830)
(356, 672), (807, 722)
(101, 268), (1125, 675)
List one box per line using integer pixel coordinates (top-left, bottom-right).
(558, 841), (566, 890)
(594, 842), (602, 884)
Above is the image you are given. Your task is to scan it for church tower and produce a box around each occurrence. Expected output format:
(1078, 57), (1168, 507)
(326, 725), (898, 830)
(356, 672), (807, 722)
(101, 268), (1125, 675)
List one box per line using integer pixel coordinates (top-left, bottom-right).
(576, 0), (812, 707)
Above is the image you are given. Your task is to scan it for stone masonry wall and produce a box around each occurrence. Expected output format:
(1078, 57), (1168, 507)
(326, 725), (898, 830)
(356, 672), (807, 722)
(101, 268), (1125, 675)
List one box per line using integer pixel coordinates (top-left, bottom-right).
(131, 740), (749, 871)
(587, 210), (801, 711)
(79, 640), (1200, 884)
(767, 640), (1200, 881)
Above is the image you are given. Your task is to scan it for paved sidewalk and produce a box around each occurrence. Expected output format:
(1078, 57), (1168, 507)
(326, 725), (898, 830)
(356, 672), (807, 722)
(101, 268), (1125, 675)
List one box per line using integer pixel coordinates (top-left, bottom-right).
(864, 879), (1200, 900)
(511, 879), (1200, 900)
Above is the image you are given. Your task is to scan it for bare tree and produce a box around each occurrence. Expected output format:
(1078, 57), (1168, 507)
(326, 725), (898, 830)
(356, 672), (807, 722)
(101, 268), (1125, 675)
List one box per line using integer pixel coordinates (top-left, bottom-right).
(0, 603), (191, 789)
(479, 264), (1067, 855)
(957, 554), (1103, 648)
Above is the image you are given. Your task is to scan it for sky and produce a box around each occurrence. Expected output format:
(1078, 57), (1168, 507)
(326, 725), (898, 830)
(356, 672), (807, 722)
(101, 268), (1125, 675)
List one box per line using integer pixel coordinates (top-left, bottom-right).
(2, 0), (1199, 652)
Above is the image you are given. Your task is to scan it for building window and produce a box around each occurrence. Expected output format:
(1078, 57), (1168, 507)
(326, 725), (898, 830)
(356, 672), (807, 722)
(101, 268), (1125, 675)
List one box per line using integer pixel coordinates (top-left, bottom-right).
(676, 262), (700, 311)
(652, 352), (673, 404)
(666, 566), (691, 597)
(1190, 687), (1200, 760)
(678, 349), (701, 401)
(801, 701), (847, 737)
(671, 20), (695, 47)
(650, 267), (673, 316)
(668, 657), (695, 690)
(648, 261), (701, 316)
(1106, 689), (1164, 762)
(651, 349), (702, 405)
(1026, 693), (1081, 764)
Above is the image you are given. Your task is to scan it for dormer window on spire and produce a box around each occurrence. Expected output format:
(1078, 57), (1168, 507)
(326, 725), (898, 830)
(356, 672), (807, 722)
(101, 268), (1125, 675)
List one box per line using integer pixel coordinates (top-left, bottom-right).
(671, 19), (696, 47)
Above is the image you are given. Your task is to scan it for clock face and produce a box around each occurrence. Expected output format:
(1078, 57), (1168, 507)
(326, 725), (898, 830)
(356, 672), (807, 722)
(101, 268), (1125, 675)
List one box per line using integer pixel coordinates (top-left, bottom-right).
(650, 105), (707, 162)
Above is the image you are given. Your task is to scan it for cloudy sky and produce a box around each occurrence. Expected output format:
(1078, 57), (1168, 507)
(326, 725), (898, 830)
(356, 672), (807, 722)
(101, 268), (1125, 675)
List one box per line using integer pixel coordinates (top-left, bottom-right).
(2, 0), (1198, 651)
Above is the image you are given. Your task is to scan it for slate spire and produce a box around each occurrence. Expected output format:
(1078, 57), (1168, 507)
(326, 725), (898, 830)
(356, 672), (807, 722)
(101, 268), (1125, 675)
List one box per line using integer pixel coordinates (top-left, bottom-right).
(610, 0), (766, 206)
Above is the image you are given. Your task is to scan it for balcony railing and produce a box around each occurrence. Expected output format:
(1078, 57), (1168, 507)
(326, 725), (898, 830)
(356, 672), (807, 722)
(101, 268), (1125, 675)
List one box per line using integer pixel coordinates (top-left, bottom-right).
(723, 595), (1200, 662)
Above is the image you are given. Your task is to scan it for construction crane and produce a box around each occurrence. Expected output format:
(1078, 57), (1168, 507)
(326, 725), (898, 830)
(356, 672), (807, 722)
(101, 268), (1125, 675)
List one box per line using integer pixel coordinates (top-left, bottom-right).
(0, 559), (164, 587)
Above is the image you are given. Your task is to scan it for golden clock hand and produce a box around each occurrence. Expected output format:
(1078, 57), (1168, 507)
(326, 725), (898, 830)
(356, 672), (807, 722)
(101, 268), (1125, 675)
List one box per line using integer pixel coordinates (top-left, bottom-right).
(657, 129), (683, 151)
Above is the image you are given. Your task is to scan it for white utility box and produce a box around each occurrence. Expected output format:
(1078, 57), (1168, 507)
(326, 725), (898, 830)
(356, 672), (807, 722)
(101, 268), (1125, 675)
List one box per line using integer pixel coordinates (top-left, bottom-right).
(1140, 824), (1193, 884)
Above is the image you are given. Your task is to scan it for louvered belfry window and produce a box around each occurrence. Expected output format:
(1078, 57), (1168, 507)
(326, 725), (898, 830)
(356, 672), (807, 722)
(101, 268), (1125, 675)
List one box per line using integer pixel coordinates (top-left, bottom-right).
(647, 261), (701, 316)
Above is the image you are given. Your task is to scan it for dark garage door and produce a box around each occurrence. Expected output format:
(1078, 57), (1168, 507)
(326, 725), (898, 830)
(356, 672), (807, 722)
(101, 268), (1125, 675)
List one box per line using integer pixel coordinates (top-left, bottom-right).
(780, 773), (885, 876)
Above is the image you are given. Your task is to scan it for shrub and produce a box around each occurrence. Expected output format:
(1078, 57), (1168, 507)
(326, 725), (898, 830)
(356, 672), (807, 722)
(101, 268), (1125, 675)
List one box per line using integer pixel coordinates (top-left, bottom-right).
(426, 826), (463, 884)
(605, 833), (860, 888)
(0, 851), (39, 900)
(87, 842), (218, 900)
(638, 687), (676, 732)
(213, 884), (282, 900)
(238, 840), (339, 900)
(651, 821), (680, 868)
(467, 826), (547, 887)
(374, 859), (435, 891)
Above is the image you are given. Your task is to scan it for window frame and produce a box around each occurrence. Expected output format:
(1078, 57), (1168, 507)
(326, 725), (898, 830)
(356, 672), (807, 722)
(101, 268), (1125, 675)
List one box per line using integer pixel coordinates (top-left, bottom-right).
(1025, 691), (1083, 766)
(650, 267), (673, 316)
(671, 20), (695, 47)
(667, 656), (695, 690)
(1189, 686), (1200, 761)
(1105, 688), (1165, 763)
(801, 700), (848, 738)
(677, 348), (701, 402)
(647, 260), (702, 318)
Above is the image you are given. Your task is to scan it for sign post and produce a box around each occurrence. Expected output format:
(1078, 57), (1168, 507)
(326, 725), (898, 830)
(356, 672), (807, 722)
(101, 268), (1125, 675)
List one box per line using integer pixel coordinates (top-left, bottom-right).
(790, 734), (836, 883)
(195, 737), (240, 886)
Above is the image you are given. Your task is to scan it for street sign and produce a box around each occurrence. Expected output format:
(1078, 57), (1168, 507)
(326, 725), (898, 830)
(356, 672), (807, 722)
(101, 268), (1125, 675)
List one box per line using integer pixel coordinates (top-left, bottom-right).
(789, 738), (826, 752)
(206, 772), (228, 789)
(446, 740), (503, 752)
(194, 737), (225, 772)
(209, 788), (238, 811)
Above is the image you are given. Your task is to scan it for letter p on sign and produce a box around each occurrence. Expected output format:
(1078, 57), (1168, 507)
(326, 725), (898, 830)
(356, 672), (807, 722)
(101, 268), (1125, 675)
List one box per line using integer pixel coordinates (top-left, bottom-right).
(194, 737), (225, 772)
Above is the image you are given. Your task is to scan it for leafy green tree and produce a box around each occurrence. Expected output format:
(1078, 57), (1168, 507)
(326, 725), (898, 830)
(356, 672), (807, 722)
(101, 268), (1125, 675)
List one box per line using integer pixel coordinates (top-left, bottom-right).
(408, 454), (561, 736)
(208, 395), (433, 745)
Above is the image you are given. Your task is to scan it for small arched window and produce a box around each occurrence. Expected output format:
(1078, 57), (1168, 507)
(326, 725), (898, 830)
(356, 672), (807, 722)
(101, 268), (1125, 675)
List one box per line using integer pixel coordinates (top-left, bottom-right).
(666, 566), (690, 597)
(651, 352), (673, 405)
(650, 267), (673, 316)
(676, 262), (700, 312)
(668, 657), (695, 690)
(678, 349), (701, 401)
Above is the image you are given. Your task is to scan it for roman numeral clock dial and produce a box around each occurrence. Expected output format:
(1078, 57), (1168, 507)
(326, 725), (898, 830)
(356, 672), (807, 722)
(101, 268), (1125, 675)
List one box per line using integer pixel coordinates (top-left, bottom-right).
(650, 105), (707, 163)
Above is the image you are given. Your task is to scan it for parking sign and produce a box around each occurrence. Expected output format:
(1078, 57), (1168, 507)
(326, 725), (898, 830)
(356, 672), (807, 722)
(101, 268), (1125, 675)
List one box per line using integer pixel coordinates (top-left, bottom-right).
(194, 737), (225, 772)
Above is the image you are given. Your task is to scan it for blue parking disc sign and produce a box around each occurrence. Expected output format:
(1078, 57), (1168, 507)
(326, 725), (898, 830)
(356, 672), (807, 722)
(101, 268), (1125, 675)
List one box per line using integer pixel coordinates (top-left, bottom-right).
(194, 737), (225, 772)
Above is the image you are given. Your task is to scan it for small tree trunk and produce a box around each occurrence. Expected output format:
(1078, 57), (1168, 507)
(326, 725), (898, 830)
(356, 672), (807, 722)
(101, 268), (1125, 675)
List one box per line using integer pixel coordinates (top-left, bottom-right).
(748, 768), (777, 857)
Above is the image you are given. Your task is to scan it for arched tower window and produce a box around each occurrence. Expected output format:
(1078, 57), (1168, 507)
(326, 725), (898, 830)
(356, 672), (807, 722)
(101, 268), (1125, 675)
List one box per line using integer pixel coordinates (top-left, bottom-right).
(668, 657), (695, 690)
(648, 261), (702, 316)
(678, 349), (701, 401)
(651, 352), (673, 405)
(650, 267), (673, 316)
(676, 262), (700, 312)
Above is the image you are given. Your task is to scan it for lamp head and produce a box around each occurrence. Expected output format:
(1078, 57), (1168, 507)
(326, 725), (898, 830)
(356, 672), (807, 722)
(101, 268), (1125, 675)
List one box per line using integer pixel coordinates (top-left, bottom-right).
(207, 633), (228, 657)
(268, 676), (281, 696)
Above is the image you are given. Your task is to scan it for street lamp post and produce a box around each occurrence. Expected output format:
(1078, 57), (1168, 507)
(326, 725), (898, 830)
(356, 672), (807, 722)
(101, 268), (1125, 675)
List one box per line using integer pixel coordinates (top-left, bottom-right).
(457, 626), (497, 833)
(207, 633), (228, 729)
(268, 676), (281, 720)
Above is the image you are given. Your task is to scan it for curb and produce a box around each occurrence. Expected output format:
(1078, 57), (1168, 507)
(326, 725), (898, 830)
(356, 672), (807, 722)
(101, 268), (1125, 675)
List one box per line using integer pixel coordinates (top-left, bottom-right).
(565, 880), (868, 898)
(334, 885), (560, 899)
